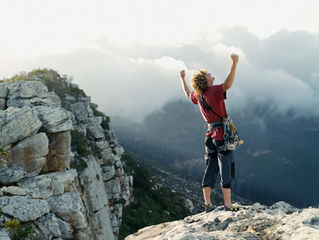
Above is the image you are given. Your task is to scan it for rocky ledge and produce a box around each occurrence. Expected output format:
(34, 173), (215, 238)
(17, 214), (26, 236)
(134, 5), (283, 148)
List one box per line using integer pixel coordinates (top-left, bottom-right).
(125, 201), (319, 240)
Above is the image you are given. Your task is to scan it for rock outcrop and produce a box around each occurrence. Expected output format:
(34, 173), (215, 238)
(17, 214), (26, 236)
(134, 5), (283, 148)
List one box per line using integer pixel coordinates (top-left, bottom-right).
(126, 201), (319, 240)
(0, 77), (133, 240)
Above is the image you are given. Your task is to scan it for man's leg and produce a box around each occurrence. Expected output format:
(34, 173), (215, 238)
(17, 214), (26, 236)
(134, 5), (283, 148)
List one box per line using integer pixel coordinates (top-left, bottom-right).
(218, 150), (235, 208)
(203, 187), (212, 206)
(222, 187), (231, 208)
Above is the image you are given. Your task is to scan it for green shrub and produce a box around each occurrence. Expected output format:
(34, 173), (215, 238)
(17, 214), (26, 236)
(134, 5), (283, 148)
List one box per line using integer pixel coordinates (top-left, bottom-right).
(70, 130), (90, 157)
(3, 68), (87, 100)
(4, 219), (20, 231)
(119, 153), (190, 239)
(70, 155), (88, 172)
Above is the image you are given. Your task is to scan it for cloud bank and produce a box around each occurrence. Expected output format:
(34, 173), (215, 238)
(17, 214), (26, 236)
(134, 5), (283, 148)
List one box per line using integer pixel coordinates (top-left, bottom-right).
(1, 27), (319, 120)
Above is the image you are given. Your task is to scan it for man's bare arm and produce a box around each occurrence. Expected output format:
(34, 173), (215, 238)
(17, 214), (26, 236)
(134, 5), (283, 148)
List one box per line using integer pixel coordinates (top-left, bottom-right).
(223, 53), (239, 92)
(180, 70), (191, 98)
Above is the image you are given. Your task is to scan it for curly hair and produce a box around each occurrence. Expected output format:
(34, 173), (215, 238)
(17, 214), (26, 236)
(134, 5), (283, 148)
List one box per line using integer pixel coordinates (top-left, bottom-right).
(190, 69), (208, 95)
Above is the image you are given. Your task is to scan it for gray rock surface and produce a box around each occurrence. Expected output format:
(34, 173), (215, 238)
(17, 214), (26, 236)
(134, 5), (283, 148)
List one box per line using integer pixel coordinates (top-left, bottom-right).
(0, 186), (30, 196)
(0, 166), (26, 184)
(0, 99), (5, 110)
(6, 81), (48, 107)
(48, 192), (87, 230)
(0, 107), (42, 146)
(0, 83), (8, 98)
(6, 133), (48, 176)
(0, 78), (132, 240)
(34, 213), (61, 239)
(0, 196), (50, 222)
(126, 202), (319, 240)
(35, 106), (73, 133)
(17, 170), (77, 198)
(44, 131), (71, 172)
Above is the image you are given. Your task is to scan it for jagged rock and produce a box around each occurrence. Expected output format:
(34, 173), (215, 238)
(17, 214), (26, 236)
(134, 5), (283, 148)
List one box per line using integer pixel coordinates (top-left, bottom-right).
(0, 106), (42, 146)
(44, 131), (71, 172)
(0, 229), (10, 240)
(89, 207), (115, 240)
(0, 166), (26, 184)
(0, 83), (8, 98)
(79, 155), (108, 212)
(95, 140), (110, 151)
(184, 198), (195, 213)
(87, 122), (105, 140)
(99, 149), (115, 165)
(102, 166), (115, 181)
(0, 99), (5, 110)
(121, 175), (132, 206)
(57, 218), (72, 239)
(7, 81), (49, 107)
(64, 94), (76, 103)
(47, 91), (62, 106)
(29, 97), (58, 107)
(35, 106), (73, 133)
(126, 202), (319, 240)
(105, 178), (121, 200)
(5, 133), (48, 176)
(0, 196), (50, 222)
(269, 201), (298, 214)
(48, 192), (87, 230)
(34, 213), (61, 239)
(65, 101), (94, 123)
(1, 186), (30, 196)
(17, 170), (77, 198)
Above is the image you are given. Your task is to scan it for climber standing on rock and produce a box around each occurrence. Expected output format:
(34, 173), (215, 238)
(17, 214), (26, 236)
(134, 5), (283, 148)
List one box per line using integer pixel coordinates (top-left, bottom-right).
(179, 53), (240, 213)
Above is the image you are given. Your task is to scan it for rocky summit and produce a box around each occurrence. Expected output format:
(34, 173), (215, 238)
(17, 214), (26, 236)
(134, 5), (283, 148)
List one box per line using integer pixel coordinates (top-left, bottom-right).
(126, 202), (319, 240)
(0, 74), (133, 240)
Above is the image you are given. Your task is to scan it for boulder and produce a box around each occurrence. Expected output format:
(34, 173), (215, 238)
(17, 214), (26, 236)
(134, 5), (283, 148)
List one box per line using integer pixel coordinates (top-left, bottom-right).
(17, 169), (77, 198)
(34, 213), (61, 239)
(102, 166), (115, 181)
(6, 81), (48, 107)
(4, 133), (48, 178)
(79, 155), (108, 212)
(35, 106), (73, 133)
(89, 207), (115, 240)
(48, 192), (87, 230)
(43, 131), (71, 172)
(0, 196), (50, 222)
(105, 178), (121, 200)
(86, 122), (105, 140)
(0, 107), (42, 146)
(57, 218), (72, 239)
(0, 186), (30, 196)
(65, 101), (94, 123)
(0, 166), (26, 184)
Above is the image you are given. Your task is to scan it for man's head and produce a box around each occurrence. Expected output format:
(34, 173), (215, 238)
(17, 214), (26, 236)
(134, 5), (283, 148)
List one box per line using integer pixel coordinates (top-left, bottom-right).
(190, 69), (215, 95)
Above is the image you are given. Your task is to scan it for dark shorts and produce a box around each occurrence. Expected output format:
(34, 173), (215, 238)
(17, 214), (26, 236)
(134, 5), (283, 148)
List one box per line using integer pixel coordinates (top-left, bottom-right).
(202, 136), (235, 189)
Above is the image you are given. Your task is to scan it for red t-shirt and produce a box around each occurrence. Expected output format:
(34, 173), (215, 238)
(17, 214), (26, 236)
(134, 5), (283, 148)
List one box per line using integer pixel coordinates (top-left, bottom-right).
(190, 84), (227, 140)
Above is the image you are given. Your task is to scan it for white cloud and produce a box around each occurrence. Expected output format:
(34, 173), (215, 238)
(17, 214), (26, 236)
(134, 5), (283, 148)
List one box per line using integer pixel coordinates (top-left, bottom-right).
(1, 27), (319, 120)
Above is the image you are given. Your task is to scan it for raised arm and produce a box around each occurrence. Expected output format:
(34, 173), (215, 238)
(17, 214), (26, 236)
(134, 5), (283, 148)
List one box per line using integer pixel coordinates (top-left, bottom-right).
(223, 53), (239, 92)
(179, 70), (191, 98)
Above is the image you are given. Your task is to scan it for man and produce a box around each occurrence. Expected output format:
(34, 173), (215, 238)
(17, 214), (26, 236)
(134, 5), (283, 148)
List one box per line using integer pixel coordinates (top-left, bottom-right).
(179, 53), (239, 212)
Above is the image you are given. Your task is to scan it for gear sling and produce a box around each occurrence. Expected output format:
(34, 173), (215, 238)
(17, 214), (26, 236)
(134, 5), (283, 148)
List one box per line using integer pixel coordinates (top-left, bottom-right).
(199, 95), (243, 152)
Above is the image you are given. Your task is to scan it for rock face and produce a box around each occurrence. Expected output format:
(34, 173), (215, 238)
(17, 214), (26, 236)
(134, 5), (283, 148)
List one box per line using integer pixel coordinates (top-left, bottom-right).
(0, 78), (133, 240)
(126, 201), (319, 240)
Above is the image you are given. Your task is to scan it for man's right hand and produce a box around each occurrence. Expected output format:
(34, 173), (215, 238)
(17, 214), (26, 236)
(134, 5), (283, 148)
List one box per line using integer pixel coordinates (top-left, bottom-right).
(180, 70), (185, 80)
(231, 53), (239, 64)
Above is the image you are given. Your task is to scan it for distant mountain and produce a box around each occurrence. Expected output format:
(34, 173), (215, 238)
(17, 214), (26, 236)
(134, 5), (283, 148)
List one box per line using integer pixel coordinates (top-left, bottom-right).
(113, 99), (319, 208)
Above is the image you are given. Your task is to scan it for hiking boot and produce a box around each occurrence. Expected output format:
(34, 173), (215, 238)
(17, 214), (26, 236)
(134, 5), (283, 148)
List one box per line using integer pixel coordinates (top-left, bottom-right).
(205, 204), (215, 213)
(224, 205), (240, 212)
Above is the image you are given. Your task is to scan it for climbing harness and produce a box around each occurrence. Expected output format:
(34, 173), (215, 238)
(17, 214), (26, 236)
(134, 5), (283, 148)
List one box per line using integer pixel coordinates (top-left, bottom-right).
(200, 95), (243, 152)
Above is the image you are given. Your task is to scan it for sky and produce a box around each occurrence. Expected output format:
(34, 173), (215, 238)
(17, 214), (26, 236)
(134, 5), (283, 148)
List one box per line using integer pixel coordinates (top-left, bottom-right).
(0, 0), (318, 120)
